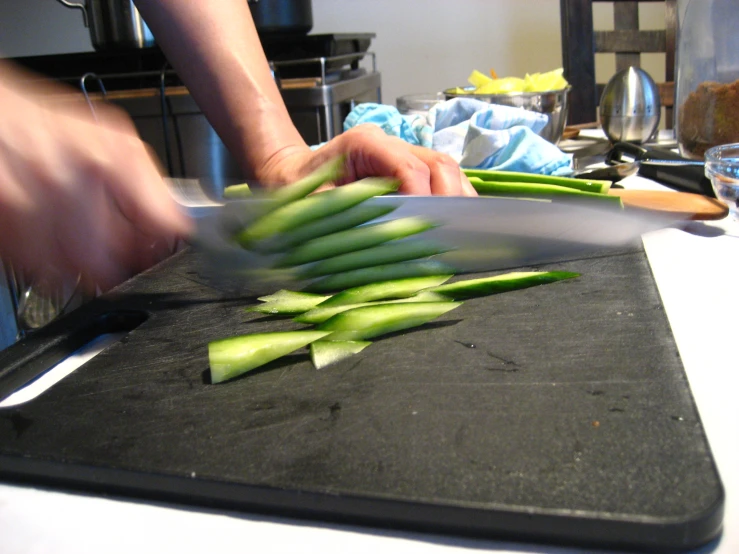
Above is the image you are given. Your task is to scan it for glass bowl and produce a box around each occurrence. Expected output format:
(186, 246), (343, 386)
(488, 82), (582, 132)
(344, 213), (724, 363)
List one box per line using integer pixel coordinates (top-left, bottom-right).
(705, 142), (739, 219)
(443, 86), (571, 144)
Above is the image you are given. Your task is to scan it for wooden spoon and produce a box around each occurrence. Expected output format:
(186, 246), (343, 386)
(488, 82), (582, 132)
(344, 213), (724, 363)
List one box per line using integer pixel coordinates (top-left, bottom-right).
(609, 189), (729, 220)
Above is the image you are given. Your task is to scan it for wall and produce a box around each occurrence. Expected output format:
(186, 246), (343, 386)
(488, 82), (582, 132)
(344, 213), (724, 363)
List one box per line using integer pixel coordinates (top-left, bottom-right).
(0, 0), (669, 116)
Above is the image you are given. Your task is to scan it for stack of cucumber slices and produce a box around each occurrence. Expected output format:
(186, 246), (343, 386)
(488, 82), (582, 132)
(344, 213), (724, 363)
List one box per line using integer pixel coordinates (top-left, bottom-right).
(208, 158), (580, 384)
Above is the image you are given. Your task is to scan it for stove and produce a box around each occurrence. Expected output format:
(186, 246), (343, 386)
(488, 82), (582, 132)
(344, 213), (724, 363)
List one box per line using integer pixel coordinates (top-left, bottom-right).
(11, 33), (381, 184)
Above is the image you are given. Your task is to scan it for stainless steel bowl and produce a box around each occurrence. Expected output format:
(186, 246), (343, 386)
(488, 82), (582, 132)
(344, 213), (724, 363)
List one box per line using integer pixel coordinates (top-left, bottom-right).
(443, 86), (570, 144)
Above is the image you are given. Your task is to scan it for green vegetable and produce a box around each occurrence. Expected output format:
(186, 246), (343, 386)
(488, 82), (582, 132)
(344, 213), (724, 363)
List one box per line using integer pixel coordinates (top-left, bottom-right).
(223, 183), (252, 198)
(316, 301), (462, 341)
(256, 203), (398, 254)
(309, 269), (454, 299)
(247, 290), (331, 315)
(463, 168), (611, 194)
(296, 239), (450, 279)
(274, 217), (437, 268)
(295, 291), (448, 324)
(310, 340), (372, 369)
(427, 271), (580, 300)
(209, 330), (330, 383)
(235, 178), (399, 247)
(270, 156), (346, 207)
(468, 179), (623, 207)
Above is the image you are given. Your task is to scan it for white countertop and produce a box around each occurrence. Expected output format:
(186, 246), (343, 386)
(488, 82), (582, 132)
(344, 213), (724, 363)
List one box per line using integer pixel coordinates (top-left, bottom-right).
(1, 176), (737, 554)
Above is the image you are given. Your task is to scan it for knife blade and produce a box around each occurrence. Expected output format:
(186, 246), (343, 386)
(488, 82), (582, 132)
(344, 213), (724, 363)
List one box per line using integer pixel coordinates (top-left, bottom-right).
(175, 183), (675, 289)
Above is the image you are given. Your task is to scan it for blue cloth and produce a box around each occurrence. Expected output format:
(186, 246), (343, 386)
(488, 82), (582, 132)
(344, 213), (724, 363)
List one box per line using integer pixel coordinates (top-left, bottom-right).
(340, 98), (573, 176)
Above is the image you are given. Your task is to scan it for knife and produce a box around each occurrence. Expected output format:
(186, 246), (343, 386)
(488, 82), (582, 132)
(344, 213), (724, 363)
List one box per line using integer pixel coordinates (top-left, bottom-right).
(170, 177), (676, 289)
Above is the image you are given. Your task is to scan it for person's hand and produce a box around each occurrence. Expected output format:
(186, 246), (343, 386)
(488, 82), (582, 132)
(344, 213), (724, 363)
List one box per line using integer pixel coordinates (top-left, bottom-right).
(0, 69), (192, 293)
(254, 124), (478, 196)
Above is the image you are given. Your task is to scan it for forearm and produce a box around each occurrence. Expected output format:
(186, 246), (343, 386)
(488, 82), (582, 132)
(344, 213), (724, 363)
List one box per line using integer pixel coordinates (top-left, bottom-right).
(133, 0), (308, 181)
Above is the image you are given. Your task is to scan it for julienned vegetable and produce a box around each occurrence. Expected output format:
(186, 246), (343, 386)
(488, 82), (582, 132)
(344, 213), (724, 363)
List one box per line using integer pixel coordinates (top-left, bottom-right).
(257, 203), (398, 254)
(234, 178), (399, 247)
(295, 291), (448, 324)
(209, 330), (330, 383)
(247, 290), (331, 315)
(296, 239), (451, 279)
(310, 340), (372, 369)
(270, 155), (346, 207)
(305, 260), (458, 293)
(315, 274), (452, 308)
(426, 271), (580, 300)
(316, 301), (462, 341)
(274, 217), (438, 268)
(467, 178), (623, 207)
(462, 169), (611, 194)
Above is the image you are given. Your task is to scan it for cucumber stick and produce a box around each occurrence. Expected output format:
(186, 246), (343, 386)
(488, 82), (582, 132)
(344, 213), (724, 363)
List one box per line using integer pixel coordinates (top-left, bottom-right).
(314, 274), (452, 306)
(305, 260), (457, 293)
(295, 291), (448, 324)
(275, 217), (437, 268)
(209, 330), (330, 383)
(223, 183), (252, 198)
(248, 290), (331, 315)
(468, 179), (623, 207)
(257, 203), (398, 254)
(270, 156), (346, 207)
(234, 178), (399, 247)
(463, 168), (611, 194)
(317, 302), (462, 341)
(297, 239), (450, 279)
(310, 340), (372, 369)
(426, 271), (580, 300)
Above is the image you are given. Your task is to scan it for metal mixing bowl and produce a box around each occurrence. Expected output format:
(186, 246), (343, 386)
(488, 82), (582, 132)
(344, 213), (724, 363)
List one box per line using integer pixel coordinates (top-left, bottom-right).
(443, 86), (571, 144)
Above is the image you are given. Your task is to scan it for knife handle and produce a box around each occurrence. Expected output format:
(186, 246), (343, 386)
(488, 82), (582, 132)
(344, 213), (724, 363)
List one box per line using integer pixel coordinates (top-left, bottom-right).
(608, 142), (715, 198)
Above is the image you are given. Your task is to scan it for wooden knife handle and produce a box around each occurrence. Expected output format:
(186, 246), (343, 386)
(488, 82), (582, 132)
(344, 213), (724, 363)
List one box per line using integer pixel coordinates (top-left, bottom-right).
(609, 189), (729, 221)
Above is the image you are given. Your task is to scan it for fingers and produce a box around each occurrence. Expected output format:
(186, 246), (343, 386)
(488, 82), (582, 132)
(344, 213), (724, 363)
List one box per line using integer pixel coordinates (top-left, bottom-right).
(327, 124), (477, 197)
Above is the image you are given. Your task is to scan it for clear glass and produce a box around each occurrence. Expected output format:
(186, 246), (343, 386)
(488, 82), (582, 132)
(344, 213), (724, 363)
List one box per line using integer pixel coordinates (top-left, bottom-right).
(675, 0), (739, 160)
(704, 142), (739, 219)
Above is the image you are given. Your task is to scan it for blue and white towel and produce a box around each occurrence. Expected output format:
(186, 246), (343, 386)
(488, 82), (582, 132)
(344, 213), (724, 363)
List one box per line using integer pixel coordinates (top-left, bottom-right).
(340, 98), (572, 176)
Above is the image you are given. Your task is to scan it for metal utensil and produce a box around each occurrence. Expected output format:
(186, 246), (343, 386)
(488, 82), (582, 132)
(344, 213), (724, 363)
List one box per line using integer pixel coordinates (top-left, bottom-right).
(600, 67), (661, 144)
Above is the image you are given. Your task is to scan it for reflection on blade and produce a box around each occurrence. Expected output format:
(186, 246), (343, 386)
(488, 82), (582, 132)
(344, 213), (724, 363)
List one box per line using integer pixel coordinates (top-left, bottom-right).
(186, 194), (676, 292)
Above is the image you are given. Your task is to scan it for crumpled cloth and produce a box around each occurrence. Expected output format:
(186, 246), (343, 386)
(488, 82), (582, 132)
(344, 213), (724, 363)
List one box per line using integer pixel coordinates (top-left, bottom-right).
(341, 98), (572, 176)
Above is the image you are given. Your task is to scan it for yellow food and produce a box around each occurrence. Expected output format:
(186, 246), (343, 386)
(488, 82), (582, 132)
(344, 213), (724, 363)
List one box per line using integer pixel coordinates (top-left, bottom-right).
(463, 67), (569, 94)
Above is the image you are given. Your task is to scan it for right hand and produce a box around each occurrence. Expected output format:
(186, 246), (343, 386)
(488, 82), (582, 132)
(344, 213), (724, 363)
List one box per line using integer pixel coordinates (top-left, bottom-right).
(0, 68), (192, 293)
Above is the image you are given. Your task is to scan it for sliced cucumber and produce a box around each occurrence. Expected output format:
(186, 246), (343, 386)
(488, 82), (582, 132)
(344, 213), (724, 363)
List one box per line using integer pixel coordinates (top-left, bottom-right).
(270, 156), (346, 207)
(295, 291), (448, 324)
(235, 178), (399, 248)
(468, 179), (623, 207)
(313, 274), (453, 306)
(223, 183), (252, 198)
(209, 330), (330, 383)
(316, 301), (462, 341)
(310, 340), (372, 369)
(257, 203), (398, 254)
(296, 239), (450, 279)
(463, 168), (611, 194)
(426, 271), (580, 300)
(248, 290), (331, 315)
(275, 217), (437, 268)
(305, 260), (457, 293)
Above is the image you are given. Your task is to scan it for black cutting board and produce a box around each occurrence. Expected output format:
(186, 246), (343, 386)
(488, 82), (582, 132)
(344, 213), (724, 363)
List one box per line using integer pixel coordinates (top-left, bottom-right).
(0, 246), (724, 553)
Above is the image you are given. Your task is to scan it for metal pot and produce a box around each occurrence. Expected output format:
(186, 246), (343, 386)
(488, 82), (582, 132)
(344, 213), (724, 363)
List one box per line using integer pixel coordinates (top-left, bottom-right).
(248, 0), (313, 35)
(55, 0), (155, 51)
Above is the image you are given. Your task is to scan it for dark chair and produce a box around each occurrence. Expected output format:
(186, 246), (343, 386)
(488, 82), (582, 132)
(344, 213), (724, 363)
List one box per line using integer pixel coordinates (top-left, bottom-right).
(560, 0), (677, 126)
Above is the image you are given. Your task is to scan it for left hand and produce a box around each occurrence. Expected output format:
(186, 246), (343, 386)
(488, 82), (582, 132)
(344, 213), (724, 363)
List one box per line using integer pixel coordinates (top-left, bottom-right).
(254, 124), (478, 196)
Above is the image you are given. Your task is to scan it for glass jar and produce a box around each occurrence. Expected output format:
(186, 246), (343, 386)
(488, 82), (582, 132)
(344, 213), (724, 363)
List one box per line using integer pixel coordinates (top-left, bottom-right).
(675, 0), (739, 160)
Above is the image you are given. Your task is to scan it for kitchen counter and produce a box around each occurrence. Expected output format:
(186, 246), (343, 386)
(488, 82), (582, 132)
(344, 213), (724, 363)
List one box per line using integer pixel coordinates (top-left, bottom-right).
(0, 175), (737, 554)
